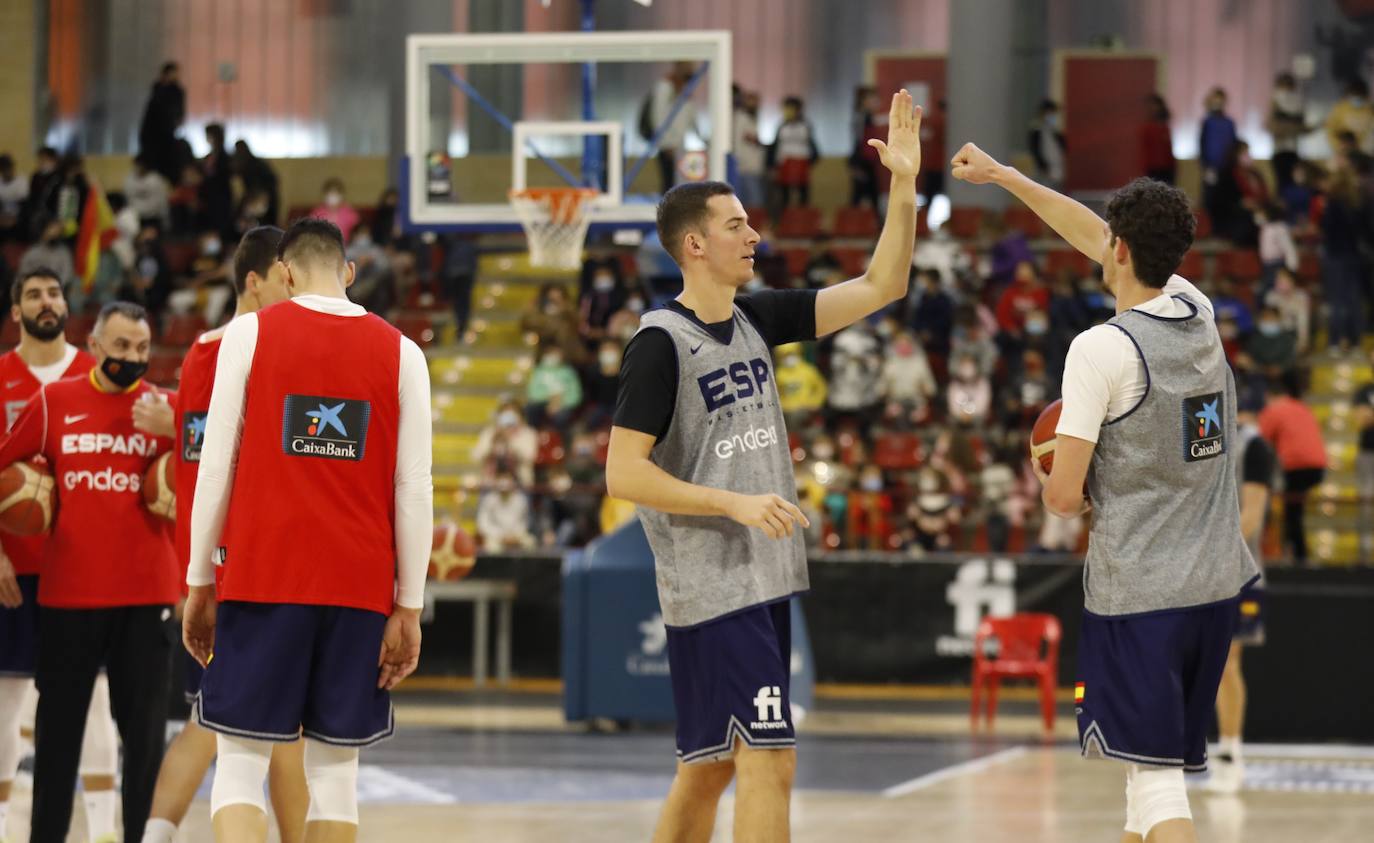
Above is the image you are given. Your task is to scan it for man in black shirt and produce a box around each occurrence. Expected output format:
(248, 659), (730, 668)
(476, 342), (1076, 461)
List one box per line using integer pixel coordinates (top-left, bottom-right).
(1357, 380), (1374, 560)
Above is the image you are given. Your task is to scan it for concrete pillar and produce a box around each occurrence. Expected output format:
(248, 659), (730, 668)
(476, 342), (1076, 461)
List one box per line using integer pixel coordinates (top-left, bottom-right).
(946, 0), (1022, 209)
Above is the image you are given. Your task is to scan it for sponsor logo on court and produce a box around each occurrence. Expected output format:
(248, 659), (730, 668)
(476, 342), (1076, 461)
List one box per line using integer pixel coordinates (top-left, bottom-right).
(625, 612), (670, 677)
(936, 559), (1016, 657)
(751, 685), (788, 730)
(1183, 392), (1224, 462)
(182, 411), (207, 462)
(282, 394), (370, 461)
(713, 424), (779, 459)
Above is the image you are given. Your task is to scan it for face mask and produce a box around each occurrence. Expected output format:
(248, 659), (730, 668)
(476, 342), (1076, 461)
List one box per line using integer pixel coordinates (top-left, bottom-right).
(861, 476), (884, 492)
(541, 354), (562, 368)
(203, 238), (221, 257)
(958, 364), (977, 380)
(1044, 114), (1058, 128)
(598, 350), (620, 368)
(1026, 318), (1048, 336)
(876, 322), (895, 339)
(324, 191), (343, 208)
(625, 298), (645, 314)
(593, 274), (615, 292)
(497, 410), (520, 428)
(101, 355), (148, 389)
(812, 444), (835, 461)
(783, 355), (801, 367)
(1259, 322), (1281, 337)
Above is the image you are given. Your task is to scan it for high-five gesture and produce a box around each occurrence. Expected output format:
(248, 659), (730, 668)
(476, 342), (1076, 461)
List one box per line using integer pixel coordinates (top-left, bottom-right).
(867, 89), (922, 179)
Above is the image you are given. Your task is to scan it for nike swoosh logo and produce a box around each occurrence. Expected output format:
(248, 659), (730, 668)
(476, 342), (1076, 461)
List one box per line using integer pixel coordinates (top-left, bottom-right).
(4, 381), (22, 389)
(690, 343), (704, 355)
(64, 414), (89, 424)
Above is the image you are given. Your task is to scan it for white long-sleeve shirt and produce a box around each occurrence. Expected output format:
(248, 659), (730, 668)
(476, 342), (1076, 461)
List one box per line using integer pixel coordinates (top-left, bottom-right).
(187, 294), (434, 609)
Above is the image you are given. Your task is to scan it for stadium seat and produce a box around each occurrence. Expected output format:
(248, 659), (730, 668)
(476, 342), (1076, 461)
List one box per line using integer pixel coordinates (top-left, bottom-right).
(945, 207), (984, 239)
(145, 351), (181, 386)
(775, 206), (823, 239)
(0, 319), (19, 347)
(832, 206), (879, 238)
(1193, 209), (1213, 240)
(534, 429), (565, 466)
(593, 429), (611, 465)
(744, 206), (770, 233)
(65, 314), (96, 347)
(1297, 250), (1320, 283)
(161, 314), (207, 348)
(1003, 206), (1045, 239)
(1045, 249), (1092, 278)
(873, 432), (923, 470)
(970, 612), (1061, 733)
(1176, 250), (1205, 280)
(781, 248), (811, 280)
(394, 315), (435, 348)
(833, 248), (868, 277)
(1218, 249), (1262, 282)
(162, 241), (199, 276)
(1, 243), (25, 272)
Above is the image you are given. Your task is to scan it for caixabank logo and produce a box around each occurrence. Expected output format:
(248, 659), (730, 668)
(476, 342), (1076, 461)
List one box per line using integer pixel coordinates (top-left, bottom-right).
(1183, 392), (1224, 463)
(282, 394), (370, 461)
(182, 411), (207, 462)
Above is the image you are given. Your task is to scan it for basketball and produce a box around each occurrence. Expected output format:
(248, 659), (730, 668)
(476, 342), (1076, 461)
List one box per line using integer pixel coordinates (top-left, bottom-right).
(0, 457), (56, 536)
(1029, 398), (1063, 474)
(143, 452), (175, 520)
(429, 520), (476, 581)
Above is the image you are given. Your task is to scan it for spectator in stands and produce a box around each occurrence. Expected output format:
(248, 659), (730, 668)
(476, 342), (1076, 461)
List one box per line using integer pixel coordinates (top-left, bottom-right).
(345, 225), (395, 314)
(848, 86), (880, 209)
(1259, 374), (1328, 565)
(1001, 349), (1054, 428)
(0, 154), (28, 243)
(979, 438), (1018, 553)
(21, 147), (61, 241)
(1028, 99), (1066, 188)
(987, 215), (1034, 288)
(1325, 78), (1374, 158)
(606, 288), (645, 344)
(442, 233), (477, 340)
(522, 282), (588, 365)
(583, 339), (624, 429)
(18, 220), (75, 290)
(1319, 162), (1369, 355)
(578, 256), (625, 343)
(646, 61), (700, 192)
(1213, 140), (1268, 246)
(49, 155), (89, 242)
(1356, 375), (1374, 560)
(526, 344), (584, 433)
(1047, 273), (1090, 364)
(1244, 306), (1298, 378)
(775, 342), (828, 427)
(1211, 278), (1255, 335)
(1257, 202), (1298, 291)
(165, 229), (232, 323)
(1265, 267), (1312, 354)
(200, 123), (234, 241)
(920, 99), (948, 205)
(803, 237), (843, 289)
(1038, 509), (1083, 554)
(535, 468), (601, 548)
(476, 470), (535, 552)
(825, 320), (883, 427)
(947, 353), (992, 428)
(1268, 72), (1309, 188)
(1216, 313), (1244, 365)
(309, 177), (361, 242)
(231, 140), (280, 225)
(910, 268), (954, 356)
(137, 62), (185, 183)
(880, 330), (937, 427)
(733, 88), (766, 208)
(123, 155), (169, 231)
(473, 400), (539, 487)
(902, 466), (959, 553)
(235, 188), (274, 239)
(370, 188), (403, 247)
(122, 224), (172, 321)
(168, 163), (203, 236)
(1140, 94), (1176, 184)
(950, 305), (998, 378)
(1201, 87), (1239, 221)
(1074, 273), (1116, 324)
(911, 224), (970, 288)
(996, 260), (1050, 338)
(768, 95), (820, 208)
(1281, 161), (1321, 227)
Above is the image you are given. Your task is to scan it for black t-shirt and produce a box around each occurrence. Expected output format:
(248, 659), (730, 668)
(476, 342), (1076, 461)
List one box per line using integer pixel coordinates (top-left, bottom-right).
(1241, 432), (1276, 488)
(613, 289), (818, 442)
(1358, 384), (1374, 453)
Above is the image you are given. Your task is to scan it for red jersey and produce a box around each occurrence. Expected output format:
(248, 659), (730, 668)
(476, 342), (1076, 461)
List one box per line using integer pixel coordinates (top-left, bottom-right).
(0, 372), (177, 606)
(0, 347), (96, 575)
(175, 335), (220, 579)
(219, 303), (401, 614)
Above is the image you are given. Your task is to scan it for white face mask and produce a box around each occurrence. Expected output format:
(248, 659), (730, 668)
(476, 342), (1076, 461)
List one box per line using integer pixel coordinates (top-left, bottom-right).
(324, 191), (343, 208)
(598, 350), (620, 368)
(593, 274), (615, 292)
(497, 410), (520, 428)
(625, 298), (645, 314)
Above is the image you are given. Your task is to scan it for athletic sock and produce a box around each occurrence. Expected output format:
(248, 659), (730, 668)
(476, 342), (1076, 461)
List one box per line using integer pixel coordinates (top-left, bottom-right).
(1218, 736), (1242, 763)
(84, 789), (117, 842)
(140, 817), (178, 843)
(0, 799), (10, 841)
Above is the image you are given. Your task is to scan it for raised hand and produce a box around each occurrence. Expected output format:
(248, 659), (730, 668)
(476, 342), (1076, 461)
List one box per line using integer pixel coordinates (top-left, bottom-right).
(950, 142), (1004, 185)
(867, 89), (922, 180)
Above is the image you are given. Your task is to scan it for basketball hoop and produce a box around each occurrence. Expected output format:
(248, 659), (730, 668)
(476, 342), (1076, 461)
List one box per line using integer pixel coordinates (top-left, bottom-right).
(509, 187), (599, 270)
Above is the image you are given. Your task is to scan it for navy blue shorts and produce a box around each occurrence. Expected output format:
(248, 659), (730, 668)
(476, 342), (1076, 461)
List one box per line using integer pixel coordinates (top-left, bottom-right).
(666, 599), (796, 765)
(0, 575), (39, 677)
(1076, 598), (1238, 771)
(1233, 584), (1265, 646)
(196, 601), (394, 747)
(183, 648), (204, 704)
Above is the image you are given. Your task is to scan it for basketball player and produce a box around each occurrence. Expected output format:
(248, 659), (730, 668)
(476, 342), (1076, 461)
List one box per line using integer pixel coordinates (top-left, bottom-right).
(0, 300), (180, 842)
(140, 227), (309, 843)
(952, 144), (1258, 843)
(1206, 397), (1275, 794)
(0, 268), (122, 843)
(182, 218), (433, 842)
(605, 90), (921, 843)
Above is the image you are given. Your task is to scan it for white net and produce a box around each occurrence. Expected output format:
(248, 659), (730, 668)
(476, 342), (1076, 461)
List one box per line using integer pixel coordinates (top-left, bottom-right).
(509, 188), (598, 270)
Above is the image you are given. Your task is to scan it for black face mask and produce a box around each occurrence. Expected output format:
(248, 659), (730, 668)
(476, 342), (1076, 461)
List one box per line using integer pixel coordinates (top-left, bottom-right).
(101, 356), (148, 389)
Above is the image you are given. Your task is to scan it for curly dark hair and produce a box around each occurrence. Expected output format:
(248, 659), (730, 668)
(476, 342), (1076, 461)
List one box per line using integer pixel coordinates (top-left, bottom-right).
(1103, 177), (1195, 288)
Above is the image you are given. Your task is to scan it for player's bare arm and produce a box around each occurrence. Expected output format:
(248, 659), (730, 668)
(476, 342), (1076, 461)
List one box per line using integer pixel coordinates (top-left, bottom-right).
(815, 89), (921, 338)
(182, 584), (216, 667)
(951, 142), (1106, 262)
(606, 426), (809, 540)
(0, 548), (20, 608)
(1036, 433), (1094, 518)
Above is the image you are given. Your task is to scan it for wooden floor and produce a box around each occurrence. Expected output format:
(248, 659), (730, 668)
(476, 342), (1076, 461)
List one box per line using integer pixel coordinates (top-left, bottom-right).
(6, 702), (1373, 842)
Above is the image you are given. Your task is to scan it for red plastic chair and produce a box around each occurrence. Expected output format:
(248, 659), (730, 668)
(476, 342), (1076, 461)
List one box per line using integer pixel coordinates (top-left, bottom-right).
(775, 206), (823, 239)
(1004, 206), (1045, 239)
(1176, 250), (1205, 281)
(1296, 250), (1320, 283)
(1045, 249), (1092, 278)
(833, 248), (868, 277)
(744, 206), (770, 233)
(873, 432), (923, 470)
(1193, 209), (1212, 240)
(394, 316), (435, 348)
(945, 207), (984, 239)
(161, 314), (208, 348)
(780, 248), (811, 280)
(832, 206), (879, 238)
(970, 612), (1061, 733)
(534, 429), (565, 467)
(1218, 249), (1262, 282)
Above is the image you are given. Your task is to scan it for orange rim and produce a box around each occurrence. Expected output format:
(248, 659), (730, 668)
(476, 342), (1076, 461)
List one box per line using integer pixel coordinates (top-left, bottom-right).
(510, 188), (598, 224)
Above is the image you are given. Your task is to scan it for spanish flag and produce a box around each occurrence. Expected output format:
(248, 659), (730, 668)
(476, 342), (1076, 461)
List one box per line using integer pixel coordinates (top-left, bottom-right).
(1074, 682), (1085, 703)
(75, 180), (118, 292)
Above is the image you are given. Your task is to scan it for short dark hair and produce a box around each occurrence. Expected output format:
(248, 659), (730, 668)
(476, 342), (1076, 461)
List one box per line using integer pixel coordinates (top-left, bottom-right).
(206, 123), (225, 142)
(0, 154), (12, 171)
(783, 96), (803, 111)
(232, 225), (285, 295)
(11, 267), (65, 306)
(278, 217), (345, 270)
(37, 146), (57, 160)
(1346, 78), (1370, 99)
(161, 61), (178, 76)
(94, 301), (149, 335)
(1103, 178), (1195, 288)
(655, 181), (737, 264)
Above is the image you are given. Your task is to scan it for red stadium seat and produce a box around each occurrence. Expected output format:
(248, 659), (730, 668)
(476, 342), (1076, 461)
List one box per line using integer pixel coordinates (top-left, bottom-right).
(286, 205), (314, 224)
(780, 248), (811, 280)
(161, 314), (207, 348)
(394, 316), (435, 349)
(833, 248), (868, 277)
(1176, 251), (1205, 281)
(1, 243), (25, 272)
(145, 351), (182, 387)
(162, 241), (199, 276)
(945, 207), (984, 239)
(873, 432), (923, 470)
(0, 319), (19, 348)
(1003, 206), (1045, 239)
(832, 206), (879, 238)
(534, 429), (565, 467)
(775, 206), (823, 239)
(744, 206), (770, 233)
(1296, 250), (1320, 283)
(593, 429), (611, 465)
(1218, 249), (1262, 282)
(971, 613), (1061, 733)
(65, 314), (95, 347)
(1045, 249), (1092, 278)
(1193, 209), (1213, 240)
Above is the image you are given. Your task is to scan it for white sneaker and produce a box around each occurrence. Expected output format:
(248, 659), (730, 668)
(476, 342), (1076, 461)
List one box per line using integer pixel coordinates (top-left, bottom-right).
(1204, 754), (1244, 794)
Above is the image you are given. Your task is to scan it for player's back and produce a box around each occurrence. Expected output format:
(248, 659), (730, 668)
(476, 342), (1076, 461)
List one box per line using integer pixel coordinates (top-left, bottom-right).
(1083, 284), (1257, 616)
(219, 300), (402, 614)
(175, 333), (222, 577)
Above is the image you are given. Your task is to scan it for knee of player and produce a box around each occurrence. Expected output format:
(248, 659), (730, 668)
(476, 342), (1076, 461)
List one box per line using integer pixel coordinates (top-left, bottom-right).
(678, 758), (737, 796)
(736, 746), (796, 788)
(1128, 765), (1192, 835)
(303, 739), (361, 825)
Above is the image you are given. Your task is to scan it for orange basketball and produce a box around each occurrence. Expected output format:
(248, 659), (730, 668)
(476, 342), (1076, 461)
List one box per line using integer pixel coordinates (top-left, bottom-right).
(1029, 399), (1063, 475)
(143, 452), (176, 520)
(0, 457), (56, 536)
(429, 520), (476, 581)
